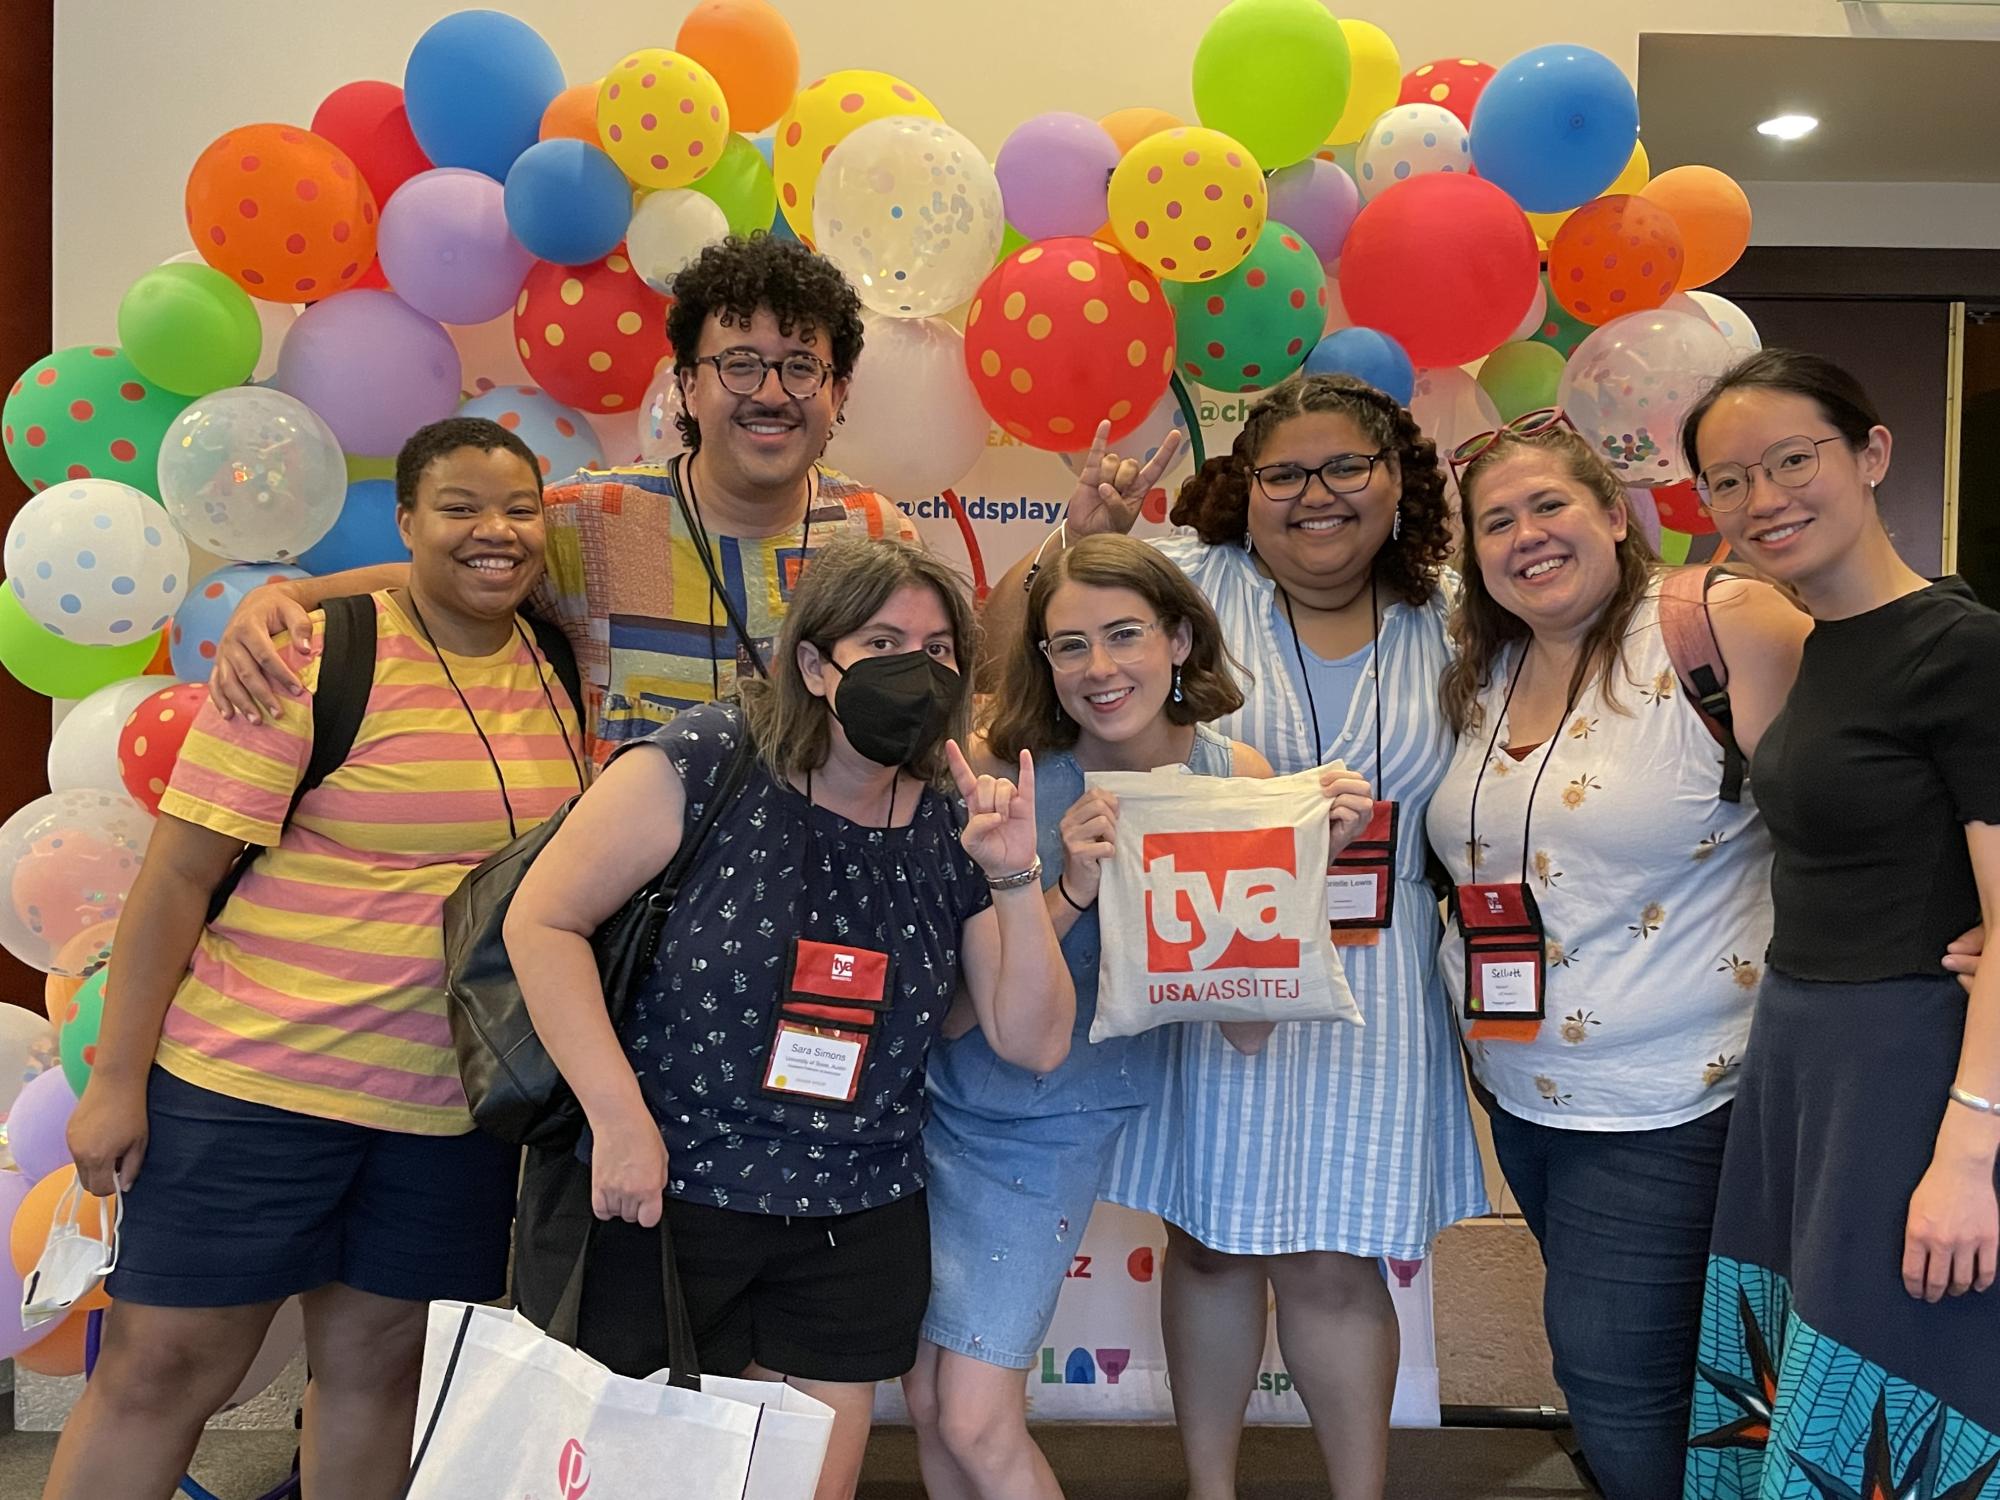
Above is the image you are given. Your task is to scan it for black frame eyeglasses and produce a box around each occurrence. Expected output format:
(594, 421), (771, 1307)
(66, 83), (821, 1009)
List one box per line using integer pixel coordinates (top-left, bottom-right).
(1250, 451), (1392, 502)
(1695, 435), (1847, 512)
(697, 350), (836, 400)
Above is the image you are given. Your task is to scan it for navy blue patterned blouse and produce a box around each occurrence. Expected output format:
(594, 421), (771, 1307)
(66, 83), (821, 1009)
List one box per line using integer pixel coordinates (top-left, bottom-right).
(613, 700), (992, 1216)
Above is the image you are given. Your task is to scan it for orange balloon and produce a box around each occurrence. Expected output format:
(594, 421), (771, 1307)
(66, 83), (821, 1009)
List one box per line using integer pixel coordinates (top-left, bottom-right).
(185, 123), (379, 303)
(540, 81), (603, 146)
(16, 1306), (92, 1377)
(1547, 195), (1685, 326)
(10, 1168), (116, 1317)
(677, 0), (799, 135)
(44, 972), (80, 1031)
(1640, 166), (1751, 291)
(1100, 108), (1184, 157)
(144, 633), (175, 676)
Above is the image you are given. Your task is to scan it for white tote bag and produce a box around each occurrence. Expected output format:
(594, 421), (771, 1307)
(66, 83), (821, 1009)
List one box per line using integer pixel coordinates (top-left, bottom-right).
(1087, 766), (1363, 1042)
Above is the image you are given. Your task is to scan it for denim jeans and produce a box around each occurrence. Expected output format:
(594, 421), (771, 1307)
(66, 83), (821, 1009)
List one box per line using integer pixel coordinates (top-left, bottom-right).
(1483, 1100), (1733, 1500)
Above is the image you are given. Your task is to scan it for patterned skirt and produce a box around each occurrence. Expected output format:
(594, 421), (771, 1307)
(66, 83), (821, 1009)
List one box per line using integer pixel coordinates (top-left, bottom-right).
(1686, 970), (2000, 1499)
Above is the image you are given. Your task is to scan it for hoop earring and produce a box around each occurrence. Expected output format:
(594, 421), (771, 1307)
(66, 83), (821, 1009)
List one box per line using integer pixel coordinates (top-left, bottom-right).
(1171, 664), (1184, 704)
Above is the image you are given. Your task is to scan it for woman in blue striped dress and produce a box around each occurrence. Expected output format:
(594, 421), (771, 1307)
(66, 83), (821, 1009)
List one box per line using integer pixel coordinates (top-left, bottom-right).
(994, 375), (1487, 1500)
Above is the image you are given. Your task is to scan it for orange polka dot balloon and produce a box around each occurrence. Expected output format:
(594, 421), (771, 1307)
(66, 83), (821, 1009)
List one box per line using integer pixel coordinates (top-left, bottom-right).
(512, 253), (673, 413)
(774, 71), (942, 239)
(962, 237), (1176, 452)
(1548, 195), (1686, 326)
(185, 124), (378, 302)
(1396, 58), (1496, 131)
(596, 49), (730, 190)
(116, 682), (207, 817)
(1107, 126), (1267, 284)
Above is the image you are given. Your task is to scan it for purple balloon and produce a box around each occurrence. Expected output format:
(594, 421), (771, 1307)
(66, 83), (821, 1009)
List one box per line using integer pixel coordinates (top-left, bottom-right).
(8, 1067), (75, 1182)
(378, 168), (536, 326)
(276, 291), (463, 457)
(1623, 487), (1663, 551)
(0, 1170), (42, 1360)
(995, 112), (1120, 241)
(1268, 159), (1362, 265)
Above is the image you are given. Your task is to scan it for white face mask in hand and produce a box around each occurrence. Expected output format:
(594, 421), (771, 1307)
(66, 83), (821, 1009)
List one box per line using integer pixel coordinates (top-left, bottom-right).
(21, 1180), (120, 1330)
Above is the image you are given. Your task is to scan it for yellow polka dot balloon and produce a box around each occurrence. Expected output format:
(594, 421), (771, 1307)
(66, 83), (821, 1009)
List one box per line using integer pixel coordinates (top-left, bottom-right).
(597, 49), (731, 189)
(773, 70), (941, 239)
(1108, 127), (1267, 283)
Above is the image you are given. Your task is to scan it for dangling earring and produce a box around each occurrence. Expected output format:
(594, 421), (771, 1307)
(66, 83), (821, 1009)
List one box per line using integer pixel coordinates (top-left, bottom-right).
(1242, 530), (1254, 555)
(1392, 506), (1402, 541)
(1171, 665), (1184, 704)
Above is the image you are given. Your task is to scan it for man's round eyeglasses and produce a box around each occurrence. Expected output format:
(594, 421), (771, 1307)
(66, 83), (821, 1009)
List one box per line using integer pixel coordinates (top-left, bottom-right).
(698, 350), (835, 400)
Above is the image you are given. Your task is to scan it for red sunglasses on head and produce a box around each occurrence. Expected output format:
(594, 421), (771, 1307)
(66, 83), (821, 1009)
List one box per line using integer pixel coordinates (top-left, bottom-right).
(1446, 408), (1577, 486)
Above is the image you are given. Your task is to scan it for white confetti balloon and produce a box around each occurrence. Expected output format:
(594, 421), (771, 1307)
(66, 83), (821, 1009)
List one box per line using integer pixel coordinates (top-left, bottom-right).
(157, 387), (346, 563)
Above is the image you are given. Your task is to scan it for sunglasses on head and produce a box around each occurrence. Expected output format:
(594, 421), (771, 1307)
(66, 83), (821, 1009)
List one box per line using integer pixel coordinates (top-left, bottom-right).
(1446, 408), (1577, 487)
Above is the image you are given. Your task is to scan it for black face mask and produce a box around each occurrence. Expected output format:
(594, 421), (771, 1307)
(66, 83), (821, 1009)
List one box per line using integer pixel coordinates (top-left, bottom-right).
(824, 650), (961, 768)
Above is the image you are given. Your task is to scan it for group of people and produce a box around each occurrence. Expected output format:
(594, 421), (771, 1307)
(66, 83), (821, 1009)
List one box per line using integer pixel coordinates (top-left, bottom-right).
(35, 230), (1998, 1500)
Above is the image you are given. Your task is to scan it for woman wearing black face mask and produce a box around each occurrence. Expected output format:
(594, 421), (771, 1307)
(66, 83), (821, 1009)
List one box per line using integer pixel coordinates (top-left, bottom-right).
(504, 536), (1073, 1500)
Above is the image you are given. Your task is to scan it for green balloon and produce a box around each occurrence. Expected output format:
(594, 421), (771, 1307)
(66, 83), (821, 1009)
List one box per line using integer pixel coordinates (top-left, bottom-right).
(689, 135), (778, 240)
(2, 346), (188, 495)
(0, 589), (162, 700)
(998, 223), (1029, 265)
(1477, 341), (1568, 423)
(1528, 274), (1593, 359)
(60, 967), (106, 1096)
(117, 263), (261, 397)
(1192, 0), (1352, 170)
(1168, 220), (1326, 394)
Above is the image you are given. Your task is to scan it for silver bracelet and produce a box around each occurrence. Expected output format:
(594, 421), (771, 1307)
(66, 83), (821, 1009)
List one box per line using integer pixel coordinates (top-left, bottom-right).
(1948, 1084), (2000, 1115)
(985, 857), (1043, 892)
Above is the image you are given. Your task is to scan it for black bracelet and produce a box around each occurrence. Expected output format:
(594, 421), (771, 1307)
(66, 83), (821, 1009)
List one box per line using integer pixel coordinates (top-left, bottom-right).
(1057, 873), (1092, 913)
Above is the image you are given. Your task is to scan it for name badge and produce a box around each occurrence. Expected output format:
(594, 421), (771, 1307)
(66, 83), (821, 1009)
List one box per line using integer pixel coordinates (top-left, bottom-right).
(762, 1018), (870, 1105)
(1453, 881), (1546, 1041)
(1329, 799), (1397, 947)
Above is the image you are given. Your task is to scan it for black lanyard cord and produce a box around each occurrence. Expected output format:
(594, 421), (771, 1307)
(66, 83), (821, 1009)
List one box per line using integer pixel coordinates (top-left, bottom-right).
(1466, 643), (1574, 887)
(1275, 573), (1384, 790)
(678, 455), (811, 698)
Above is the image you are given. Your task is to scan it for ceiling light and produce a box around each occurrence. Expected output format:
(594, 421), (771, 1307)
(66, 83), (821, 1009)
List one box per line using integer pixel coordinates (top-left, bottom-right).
(1756, 114), (1819, 142)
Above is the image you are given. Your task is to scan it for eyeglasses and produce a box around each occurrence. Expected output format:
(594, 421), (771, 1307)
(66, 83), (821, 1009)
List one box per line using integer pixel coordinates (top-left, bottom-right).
(696, 350), (836, 400)
(1448, 408), (1577, 486)
(1250, 452), (1391, 502)
(1039, 621), (1163, 674)
(1695, 435), (1846, 512)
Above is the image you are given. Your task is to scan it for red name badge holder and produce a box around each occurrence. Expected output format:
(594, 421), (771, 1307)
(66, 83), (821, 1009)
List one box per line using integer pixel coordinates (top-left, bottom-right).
(1454, 881), (1545, 1043)
(761, 938), (893, 1110)
(1327, 800), (1398, 948)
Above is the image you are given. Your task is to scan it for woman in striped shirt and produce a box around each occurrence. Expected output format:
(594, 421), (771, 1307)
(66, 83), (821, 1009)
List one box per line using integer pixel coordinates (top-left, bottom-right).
(47, 418), (585, 1500)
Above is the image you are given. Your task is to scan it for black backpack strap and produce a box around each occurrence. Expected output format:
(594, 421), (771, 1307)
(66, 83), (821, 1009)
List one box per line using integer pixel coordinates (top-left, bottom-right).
(1665, 567), (1744, 805)
(523, 611), (584, 720)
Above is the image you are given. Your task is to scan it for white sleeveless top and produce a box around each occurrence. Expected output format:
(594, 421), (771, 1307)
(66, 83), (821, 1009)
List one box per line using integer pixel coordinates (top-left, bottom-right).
(1425, 589), (1774, 1131)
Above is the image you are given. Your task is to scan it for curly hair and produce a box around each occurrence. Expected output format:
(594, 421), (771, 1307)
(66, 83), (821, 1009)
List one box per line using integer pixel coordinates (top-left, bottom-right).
(664, 235), (866, 451)
(1167, 373), (1452, 607)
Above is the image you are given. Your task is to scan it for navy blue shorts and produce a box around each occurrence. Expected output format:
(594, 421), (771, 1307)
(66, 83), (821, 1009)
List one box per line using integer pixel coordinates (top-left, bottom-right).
(109, 1067), (519, 1309)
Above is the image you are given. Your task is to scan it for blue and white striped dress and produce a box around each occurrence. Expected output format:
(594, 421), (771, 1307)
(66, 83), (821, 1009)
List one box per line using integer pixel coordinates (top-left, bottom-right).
(1104, 537), (1489, 1258)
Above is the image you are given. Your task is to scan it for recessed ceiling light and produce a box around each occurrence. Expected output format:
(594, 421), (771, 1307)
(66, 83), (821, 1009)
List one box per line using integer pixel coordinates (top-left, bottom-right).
(1757, 114), (1819, 141)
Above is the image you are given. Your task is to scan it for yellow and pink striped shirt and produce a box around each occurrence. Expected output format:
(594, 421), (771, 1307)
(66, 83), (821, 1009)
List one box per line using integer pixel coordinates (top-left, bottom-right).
(156, 591), (584, 1134)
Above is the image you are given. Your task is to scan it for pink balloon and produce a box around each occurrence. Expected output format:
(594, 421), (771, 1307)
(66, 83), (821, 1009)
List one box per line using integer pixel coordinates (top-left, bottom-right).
(7, 1067), (75, 1182)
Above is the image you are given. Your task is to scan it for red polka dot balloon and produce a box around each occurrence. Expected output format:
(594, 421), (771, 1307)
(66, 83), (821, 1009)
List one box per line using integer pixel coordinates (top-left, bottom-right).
(1167, 222), (1326, 392)
(185, 123), (379, 302)
(512, 252), (673, 413)
(116, 683), (208, 817)
(1397, 58), (1497, 131)
(963, 237), (1176, 451)
(2, 346), (188, 494)
(1548, 195), (1685, 326)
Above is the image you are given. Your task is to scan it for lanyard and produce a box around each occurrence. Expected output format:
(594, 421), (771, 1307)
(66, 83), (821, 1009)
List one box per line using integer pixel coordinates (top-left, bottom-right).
(675, 455), (812, 699)
(1276, 574), (1384, 791)
(1465, 645), (1573, 887)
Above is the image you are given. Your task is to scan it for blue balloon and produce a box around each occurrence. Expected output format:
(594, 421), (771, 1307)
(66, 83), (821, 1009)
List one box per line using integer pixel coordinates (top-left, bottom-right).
(750, 135), (796, 243)
(1469, 45), (1639, 215)
(458, 386), (604, 484)
(505, 140), (631, 266)
(404, 11), (565, 182)
(1304, 329), (1416, 407)
(170, 563), (311, 683)
(299, 479), (409, 577)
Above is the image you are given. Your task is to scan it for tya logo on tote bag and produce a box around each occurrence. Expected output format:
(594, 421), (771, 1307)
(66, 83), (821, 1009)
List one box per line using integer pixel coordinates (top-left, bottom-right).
(557, 1438), (591, 1499)
(1142, 828), (1306, 972)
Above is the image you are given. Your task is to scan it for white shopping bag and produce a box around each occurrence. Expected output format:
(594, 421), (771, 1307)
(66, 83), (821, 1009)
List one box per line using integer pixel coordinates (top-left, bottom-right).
(404, 1300), (831, 1500)
(1087, 766), (1363, 1042)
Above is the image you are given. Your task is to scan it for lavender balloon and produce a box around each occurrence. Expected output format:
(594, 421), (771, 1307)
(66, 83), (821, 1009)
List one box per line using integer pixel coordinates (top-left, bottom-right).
(378, 169), (536, 326)
(275, 291), (462, 457)
(7, 1067), (76, 1182)
(0, 1170), (46, 1360)
(1267, 159), (1362, 265)
(994, 112), (1120, 241)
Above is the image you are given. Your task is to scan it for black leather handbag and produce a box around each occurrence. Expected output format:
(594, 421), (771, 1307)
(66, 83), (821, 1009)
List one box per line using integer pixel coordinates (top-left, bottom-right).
(442, 729), (757, 1148)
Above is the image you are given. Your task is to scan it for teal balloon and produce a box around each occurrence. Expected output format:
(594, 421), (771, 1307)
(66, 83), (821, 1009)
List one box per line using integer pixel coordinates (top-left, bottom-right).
(1527, 274), (1592, 358)
(59, 967), (107, 1096)
(1168, 221), (1326, 393)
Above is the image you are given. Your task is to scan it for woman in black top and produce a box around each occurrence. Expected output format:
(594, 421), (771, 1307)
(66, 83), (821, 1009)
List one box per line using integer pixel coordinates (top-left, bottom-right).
(504, 536), (1073, 1500)
(1679, 350), (2000, 1499)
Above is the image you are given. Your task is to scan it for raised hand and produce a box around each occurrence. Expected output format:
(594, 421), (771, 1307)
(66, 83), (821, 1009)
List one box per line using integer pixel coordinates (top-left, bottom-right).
(948, 742), (1041, 880)
(1064, 420), (1186, 538)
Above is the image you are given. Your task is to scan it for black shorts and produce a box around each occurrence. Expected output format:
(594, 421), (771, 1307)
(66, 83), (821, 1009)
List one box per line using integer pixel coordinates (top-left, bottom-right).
(574, 1193), (931, 1385)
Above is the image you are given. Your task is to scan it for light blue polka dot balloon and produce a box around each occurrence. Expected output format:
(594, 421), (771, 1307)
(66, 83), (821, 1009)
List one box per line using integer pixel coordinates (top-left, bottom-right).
(457, 386), (604, 486)
(1354, 104), (1471, 204)
(2, 480), (190, 646)
(170, 562), (310, 683)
